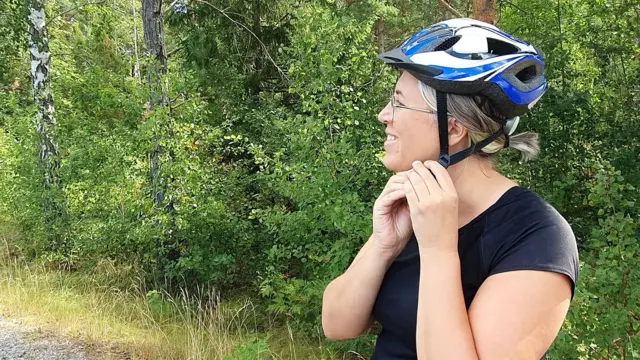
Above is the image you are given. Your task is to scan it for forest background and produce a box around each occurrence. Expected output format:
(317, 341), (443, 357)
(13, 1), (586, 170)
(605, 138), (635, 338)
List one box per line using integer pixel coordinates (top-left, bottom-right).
(0, 0), (638, 358)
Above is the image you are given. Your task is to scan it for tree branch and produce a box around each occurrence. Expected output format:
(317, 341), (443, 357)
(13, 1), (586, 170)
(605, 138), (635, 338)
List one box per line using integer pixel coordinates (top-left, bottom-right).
(223, 11), (252, 22)
(170, 100), (187, 110)
(170, 93), (185, 103)
(437, 0), (464, 18)
(167, 46), (183, 58)
(191, 0), (289, 82)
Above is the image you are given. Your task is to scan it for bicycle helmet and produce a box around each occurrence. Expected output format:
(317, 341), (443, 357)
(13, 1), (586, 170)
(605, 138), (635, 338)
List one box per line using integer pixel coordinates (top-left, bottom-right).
(378, 18), (547, 167)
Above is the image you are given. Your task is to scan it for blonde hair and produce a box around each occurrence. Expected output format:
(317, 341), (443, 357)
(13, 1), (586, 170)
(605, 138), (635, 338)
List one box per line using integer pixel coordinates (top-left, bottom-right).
(418, 82), (540, 161)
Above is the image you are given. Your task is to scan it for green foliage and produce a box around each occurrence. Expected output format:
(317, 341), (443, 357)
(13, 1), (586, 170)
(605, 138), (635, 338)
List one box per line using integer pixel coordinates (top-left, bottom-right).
(0, 0), (25, 84)
(221, 335), (271, 360)
(551, 159), (639, 359)
(0, 0), (638, 357)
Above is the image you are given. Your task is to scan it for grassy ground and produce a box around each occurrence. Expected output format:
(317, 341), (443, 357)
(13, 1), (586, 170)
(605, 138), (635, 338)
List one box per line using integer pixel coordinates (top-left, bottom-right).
(0, 240), (366, 359)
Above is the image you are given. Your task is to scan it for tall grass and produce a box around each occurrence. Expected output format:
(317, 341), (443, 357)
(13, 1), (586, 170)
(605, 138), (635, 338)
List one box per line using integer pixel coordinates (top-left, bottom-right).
(0, 232), (347, 359)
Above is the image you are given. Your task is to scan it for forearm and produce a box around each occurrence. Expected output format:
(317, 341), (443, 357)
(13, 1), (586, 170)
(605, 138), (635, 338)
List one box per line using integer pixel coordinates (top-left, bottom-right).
(416, 248), (478, 359)
(322, 235), (397, 339)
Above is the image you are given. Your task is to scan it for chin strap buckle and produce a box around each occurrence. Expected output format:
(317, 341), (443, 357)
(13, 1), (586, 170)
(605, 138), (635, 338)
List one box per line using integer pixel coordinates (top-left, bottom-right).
(437, 154), (451, 168)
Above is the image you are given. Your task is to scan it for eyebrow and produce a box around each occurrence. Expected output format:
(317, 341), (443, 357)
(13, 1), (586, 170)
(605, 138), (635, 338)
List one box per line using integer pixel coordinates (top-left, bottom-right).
(394, 89), (405, 99)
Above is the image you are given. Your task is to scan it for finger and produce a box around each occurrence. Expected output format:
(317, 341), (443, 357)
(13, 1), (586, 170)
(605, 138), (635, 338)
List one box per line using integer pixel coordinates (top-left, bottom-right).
(376, 188), (406, 211)
(403, 178), (419, 211)
(389, 183), (406, 194)
(408, 167), (430, 197)
(383, 189), (407, 204)
(407, 170), (429, 200)
(381, 181), (406, 197)
(412, 160), (442, 193)
(425, 160), (455, 193)
(383, 172), (407, 190)
(389, 172), (409, 184)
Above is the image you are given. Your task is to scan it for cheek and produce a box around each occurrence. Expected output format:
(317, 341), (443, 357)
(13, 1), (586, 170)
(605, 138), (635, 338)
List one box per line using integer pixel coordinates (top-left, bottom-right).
(399, 120), (439, 158)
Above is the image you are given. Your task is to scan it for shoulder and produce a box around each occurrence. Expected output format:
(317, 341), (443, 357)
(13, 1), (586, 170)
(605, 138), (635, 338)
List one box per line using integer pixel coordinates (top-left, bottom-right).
(483, 186), (572, 231)
(480, 186), (580, 296)
(481, 186), (576, 243)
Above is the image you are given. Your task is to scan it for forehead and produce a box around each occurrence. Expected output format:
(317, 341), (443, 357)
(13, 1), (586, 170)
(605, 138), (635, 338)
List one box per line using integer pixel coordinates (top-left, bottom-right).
(394, 71), (421, 97)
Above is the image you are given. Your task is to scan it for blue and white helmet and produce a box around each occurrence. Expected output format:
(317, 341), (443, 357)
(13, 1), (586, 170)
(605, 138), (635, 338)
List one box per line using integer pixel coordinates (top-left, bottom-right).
(378, 18), (547, 119)
(378, 18), (546, 167)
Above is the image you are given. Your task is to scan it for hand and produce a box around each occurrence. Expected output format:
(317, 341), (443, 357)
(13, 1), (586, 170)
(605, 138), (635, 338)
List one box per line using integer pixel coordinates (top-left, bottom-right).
(372, 171), (414, 258)
(404, 160), (459, 253)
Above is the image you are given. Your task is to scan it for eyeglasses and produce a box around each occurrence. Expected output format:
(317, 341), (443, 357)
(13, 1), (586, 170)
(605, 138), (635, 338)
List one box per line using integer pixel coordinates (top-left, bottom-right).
(389, 89), (436, 121)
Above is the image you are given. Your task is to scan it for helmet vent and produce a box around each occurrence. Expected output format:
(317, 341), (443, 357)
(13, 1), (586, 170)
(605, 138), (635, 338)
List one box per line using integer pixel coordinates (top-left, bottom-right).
(487, 38), (519, 56)
(383, 56), (403, 62)
(515, 65), (538, 83)
(434, 36), (461, 51)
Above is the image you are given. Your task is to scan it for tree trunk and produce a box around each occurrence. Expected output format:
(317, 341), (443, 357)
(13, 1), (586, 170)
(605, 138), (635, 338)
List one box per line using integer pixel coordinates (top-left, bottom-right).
(472, 0), (496, 24)
(132, 0), (141, 82)
(27, 0), (63, 248)
(141, 0), (168, 106)
(250, 0), (262, 97)
(141, 0), (166, 213)
(374, 17), (384, 53)
(141, 0), (170, 283)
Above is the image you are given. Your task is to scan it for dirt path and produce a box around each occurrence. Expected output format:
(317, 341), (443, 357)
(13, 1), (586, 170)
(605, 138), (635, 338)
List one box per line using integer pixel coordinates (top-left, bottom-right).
(0, 317), (91, 360)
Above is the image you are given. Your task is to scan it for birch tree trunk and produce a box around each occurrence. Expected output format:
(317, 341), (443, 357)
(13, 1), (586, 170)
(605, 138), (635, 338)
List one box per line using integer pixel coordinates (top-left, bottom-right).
(27, 0), (63, 248)
(472, 0), (496, 24)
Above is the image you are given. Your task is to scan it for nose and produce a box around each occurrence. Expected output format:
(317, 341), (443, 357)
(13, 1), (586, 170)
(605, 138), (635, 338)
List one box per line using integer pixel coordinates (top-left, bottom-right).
(378, 101), (392, 124)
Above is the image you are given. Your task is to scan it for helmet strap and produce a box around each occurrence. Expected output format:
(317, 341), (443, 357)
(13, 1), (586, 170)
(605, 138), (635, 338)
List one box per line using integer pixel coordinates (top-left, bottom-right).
(448, 129), (503, 165)
(435, 90), (505, 167)
(436, 91), (451, 167)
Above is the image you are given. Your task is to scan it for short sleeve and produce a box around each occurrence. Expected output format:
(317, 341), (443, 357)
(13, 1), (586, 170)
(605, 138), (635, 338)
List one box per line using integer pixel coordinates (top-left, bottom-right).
(482, 201), (580, 299)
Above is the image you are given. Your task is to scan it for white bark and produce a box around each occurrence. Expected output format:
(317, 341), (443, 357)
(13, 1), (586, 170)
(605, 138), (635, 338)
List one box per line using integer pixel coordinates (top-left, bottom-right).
(27, 0), (60, 188)
(27, 0), (64, 251)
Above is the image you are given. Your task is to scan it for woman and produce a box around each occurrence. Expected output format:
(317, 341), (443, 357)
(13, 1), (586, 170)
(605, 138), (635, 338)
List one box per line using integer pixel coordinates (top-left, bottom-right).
(321, 18), (579, 359)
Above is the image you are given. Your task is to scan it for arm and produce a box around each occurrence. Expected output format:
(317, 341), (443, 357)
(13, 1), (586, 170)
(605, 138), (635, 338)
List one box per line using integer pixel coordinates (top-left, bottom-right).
(406, 161), (575, 359)
(416, 249), (573, 360)
(416, 249), (478, 359)
(321, 234), (397, 340)
(323, 170), (412, 340)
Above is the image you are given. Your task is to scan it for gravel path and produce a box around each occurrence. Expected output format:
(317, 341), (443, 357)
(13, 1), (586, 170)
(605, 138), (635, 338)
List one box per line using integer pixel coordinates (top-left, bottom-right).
(0, 317), (89, 360)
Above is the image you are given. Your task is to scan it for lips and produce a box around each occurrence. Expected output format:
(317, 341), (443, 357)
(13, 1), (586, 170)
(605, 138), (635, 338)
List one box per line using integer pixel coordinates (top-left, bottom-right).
(384, 133), (398, 148)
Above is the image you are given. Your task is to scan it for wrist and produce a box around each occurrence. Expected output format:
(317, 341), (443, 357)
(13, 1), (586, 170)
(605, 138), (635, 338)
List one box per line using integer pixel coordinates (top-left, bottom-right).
(419, 246), (459, 266)
(416, 232), (458, 257)
(370, 235), (402, 265)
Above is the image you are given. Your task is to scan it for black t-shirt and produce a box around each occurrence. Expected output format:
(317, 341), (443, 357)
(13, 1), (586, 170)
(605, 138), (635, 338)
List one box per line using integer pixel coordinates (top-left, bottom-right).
(371, 186), (580, 359)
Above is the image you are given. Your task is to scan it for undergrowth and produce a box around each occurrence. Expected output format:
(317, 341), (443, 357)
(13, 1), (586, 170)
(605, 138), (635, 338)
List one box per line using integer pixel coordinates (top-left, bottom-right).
(0, 237), (364, 360)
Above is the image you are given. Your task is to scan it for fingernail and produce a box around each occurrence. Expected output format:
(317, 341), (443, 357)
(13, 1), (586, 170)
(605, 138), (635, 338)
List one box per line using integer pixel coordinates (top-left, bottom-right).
(412, 160), (421, 166)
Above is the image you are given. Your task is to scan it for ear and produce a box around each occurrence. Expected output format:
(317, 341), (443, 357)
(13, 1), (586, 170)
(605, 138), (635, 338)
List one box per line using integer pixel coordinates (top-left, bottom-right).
(448, 117), (468, 148)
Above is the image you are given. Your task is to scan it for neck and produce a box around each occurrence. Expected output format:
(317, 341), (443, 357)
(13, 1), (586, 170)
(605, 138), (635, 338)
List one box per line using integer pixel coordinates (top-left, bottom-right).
(447, 156), (517, 228)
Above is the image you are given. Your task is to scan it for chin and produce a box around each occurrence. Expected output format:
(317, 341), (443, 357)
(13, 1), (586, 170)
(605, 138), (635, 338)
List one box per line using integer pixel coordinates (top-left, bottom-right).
(383, 154), (411, 173)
